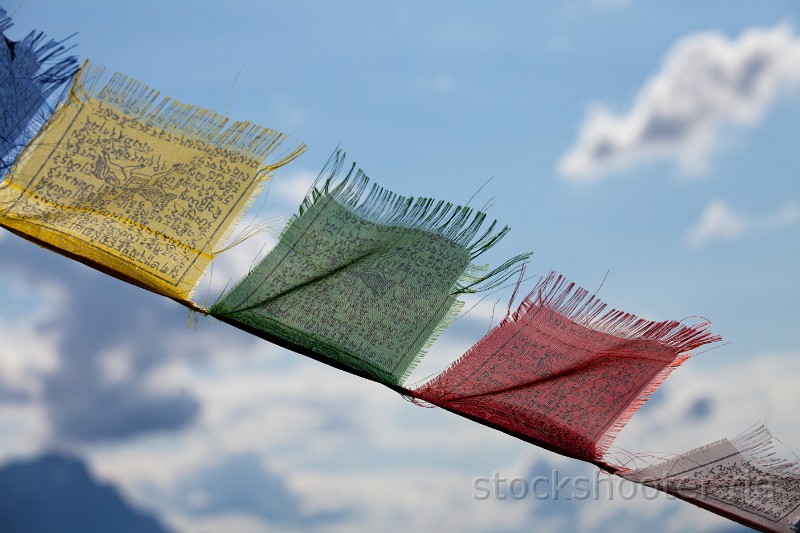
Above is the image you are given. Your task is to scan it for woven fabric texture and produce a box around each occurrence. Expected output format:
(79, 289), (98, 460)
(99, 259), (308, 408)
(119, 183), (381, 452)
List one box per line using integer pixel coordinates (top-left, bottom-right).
(211, 153), (526, 386)
(622, 426), (800, 533)
(0, 61), (304, 302)
(412, 272), (720, 463)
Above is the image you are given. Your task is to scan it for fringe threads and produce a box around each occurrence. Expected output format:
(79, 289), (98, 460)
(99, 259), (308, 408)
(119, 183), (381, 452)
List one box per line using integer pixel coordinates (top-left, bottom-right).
(292, 149), (530, 291)
(506, 271), (721, 353)
(415, 270), (721, 462)
(0, 7), (79, 171)
(69, 61), (305, 170)
(512, 271), (721, 460)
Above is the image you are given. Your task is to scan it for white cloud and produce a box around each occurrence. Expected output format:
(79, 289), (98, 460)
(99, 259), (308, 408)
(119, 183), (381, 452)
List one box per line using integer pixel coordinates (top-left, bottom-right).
(559, 24), (800, 181)
(0, 286), (61, 398)
(197, 229), (279, 296)
(686, 198), (799, 246)
(268, 169), (317, 207)
(98, 348), (134, 386)
(0, 405), (52, 463)
(193, 169), (318, 296)
(194, 169), (317, 297)
(612, 350), (800, 460)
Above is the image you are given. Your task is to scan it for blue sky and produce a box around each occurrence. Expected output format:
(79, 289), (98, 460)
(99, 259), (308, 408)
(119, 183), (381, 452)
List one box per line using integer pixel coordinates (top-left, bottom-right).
(1, 1), (799, 532)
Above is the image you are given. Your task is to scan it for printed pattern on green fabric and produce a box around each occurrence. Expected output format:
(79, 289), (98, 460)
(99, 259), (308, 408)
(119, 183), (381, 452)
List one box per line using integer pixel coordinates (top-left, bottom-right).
(210, 153), (522, 386)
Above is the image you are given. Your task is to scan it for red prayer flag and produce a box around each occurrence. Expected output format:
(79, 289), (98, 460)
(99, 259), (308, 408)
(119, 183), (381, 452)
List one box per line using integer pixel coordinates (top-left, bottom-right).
(411, 272), (721, 464)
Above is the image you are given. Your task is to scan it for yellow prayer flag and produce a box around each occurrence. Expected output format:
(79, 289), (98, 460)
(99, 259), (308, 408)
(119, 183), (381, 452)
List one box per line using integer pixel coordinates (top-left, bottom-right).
(0, 62), (305, 303)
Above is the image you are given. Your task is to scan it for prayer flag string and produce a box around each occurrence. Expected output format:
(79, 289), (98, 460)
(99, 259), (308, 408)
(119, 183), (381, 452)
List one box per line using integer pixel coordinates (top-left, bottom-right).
(0, 18), (795, 531)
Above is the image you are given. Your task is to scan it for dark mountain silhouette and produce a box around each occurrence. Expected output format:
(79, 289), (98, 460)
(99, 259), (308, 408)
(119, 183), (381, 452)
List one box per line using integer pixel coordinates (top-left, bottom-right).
(0, 453), (174, 533)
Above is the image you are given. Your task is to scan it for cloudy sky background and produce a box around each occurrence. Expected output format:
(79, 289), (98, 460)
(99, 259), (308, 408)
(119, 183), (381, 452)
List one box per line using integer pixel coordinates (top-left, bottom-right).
(1, 1), (799, 532)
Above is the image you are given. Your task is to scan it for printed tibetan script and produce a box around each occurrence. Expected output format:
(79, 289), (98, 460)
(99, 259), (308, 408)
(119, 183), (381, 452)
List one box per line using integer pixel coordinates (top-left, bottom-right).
(0, 68), (301, 301)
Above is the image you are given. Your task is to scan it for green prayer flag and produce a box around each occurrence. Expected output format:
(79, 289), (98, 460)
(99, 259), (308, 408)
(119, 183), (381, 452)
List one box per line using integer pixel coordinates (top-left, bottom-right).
(210, 152), (527, 386)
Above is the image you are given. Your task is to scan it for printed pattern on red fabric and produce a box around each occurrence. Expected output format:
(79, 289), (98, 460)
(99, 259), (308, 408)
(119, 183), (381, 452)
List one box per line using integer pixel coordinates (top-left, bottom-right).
(411, 272), (721, 463)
